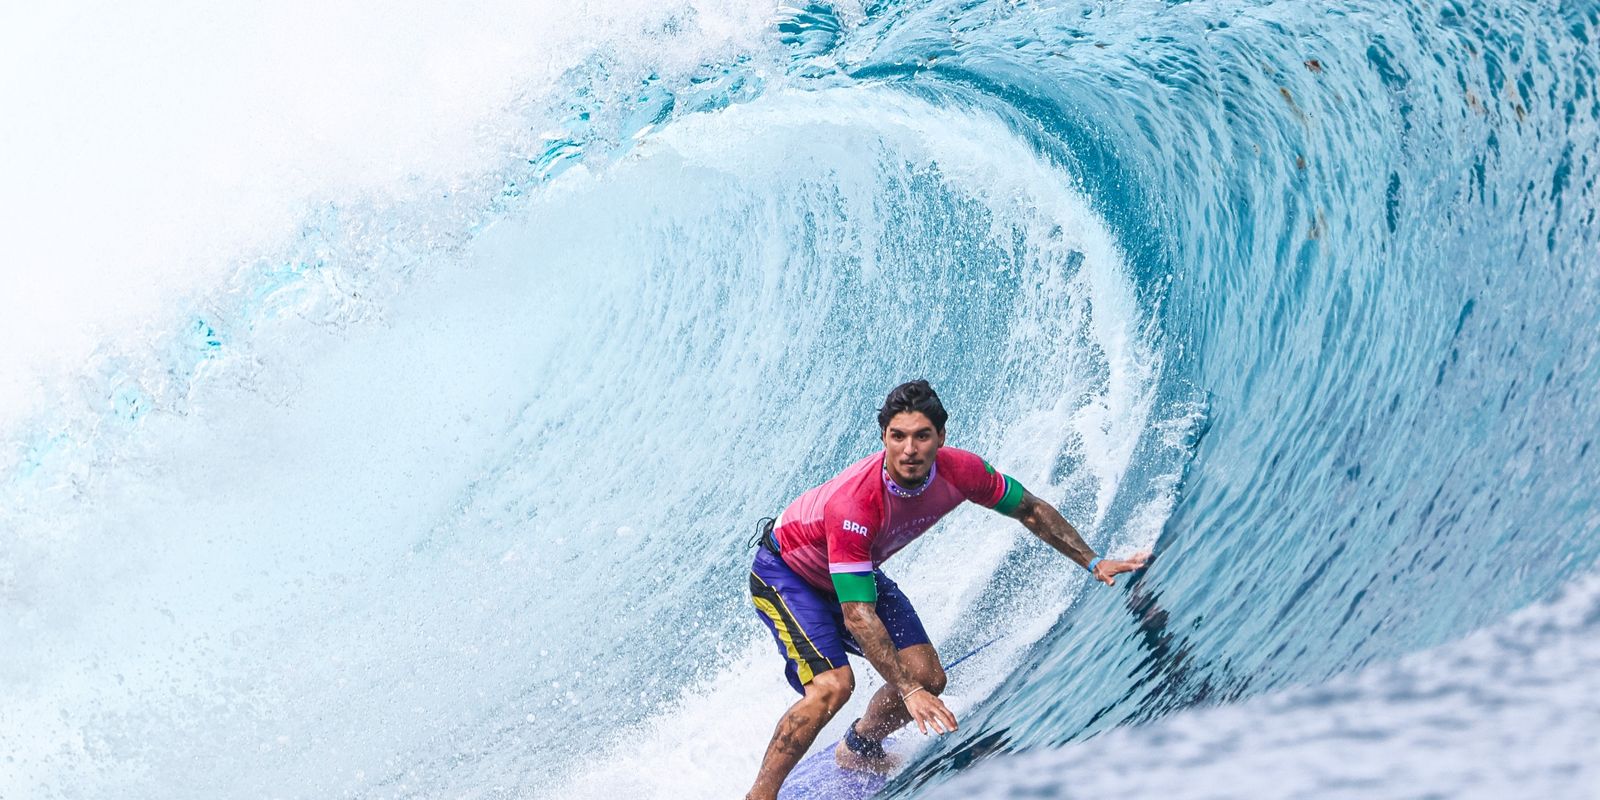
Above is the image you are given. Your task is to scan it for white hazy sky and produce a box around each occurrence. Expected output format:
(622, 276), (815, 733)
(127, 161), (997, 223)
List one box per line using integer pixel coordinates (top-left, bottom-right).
(0, 0), (776, 420)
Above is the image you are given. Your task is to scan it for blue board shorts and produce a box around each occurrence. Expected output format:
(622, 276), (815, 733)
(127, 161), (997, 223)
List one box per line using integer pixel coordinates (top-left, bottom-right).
(749, 545), (931, 695)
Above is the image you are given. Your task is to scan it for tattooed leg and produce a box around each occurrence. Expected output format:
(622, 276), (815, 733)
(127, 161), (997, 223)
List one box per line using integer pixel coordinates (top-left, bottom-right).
(745, 666), (855, 800)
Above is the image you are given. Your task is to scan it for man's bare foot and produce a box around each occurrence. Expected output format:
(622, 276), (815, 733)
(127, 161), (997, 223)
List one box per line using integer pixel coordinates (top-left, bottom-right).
(833, 738), (901, 774)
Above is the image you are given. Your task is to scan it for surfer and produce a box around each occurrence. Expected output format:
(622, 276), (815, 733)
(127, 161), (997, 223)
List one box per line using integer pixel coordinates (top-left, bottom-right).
(744, 380), (1149, 799)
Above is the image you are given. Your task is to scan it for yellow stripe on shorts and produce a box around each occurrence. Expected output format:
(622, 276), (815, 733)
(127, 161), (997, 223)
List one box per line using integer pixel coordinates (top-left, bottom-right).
(753, 595), (815, 685)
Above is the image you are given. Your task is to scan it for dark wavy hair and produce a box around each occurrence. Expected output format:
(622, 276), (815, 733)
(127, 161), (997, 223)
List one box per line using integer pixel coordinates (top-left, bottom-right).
(877, 380), (948, 433)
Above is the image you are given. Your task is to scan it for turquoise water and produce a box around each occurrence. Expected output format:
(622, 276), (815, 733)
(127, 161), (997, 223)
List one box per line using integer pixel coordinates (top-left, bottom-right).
(2, 1), (1597, 797)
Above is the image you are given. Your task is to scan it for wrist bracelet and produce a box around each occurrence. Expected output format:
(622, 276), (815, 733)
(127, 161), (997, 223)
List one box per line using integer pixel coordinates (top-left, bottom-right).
(901, 685), (927, 701)
(1086, 556), (1104, 573)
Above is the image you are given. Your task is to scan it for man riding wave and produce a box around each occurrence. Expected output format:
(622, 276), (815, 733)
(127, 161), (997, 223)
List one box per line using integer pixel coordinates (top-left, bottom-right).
(745, 380), (1149, 798)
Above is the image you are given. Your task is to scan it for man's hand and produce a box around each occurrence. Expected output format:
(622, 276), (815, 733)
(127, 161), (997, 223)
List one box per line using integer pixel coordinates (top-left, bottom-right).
(1091, 550), (1151, 586)
(901, 686), (958, 735)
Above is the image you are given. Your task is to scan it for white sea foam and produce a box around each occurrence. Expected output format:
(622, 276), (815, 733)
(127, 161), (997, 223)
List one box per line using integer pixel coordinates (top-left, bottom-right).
(3, 3), (786, 796)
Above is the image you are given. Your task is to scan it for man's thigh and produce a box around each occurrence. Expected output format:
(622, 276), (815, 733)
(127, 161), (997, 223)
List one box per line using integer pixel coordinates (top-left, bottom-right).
(751, 549), (850, 692)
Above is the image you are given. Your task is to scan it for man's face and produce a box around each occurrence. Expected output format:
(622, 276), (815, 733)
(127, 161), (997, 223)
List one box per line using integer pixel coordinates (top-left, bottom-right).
(881, 411), (946, 487)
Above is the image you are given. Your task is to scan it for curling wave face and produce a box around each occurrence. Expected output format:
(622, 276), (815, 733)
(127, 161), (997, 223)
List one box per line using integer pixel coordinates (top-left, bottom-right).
(3, 0), (1598, 798)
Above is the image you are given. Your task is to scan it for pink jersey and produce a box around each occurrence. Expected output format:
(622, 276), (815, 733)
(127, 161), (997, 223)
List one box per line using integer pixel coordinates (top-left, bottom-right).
(772, 446), (1023, 601)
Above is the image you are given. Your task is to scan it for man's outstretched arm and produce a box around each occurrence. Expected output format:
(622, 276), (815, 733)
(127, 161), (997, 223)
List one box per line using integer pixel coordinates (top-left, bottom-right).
(1008, 490), (1149, 585)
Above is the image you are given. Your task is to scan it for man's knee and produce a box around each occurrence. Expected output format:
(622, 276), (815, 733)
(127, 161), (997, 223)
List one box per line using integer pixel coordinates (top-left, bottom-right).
(899, 644), (947, 695)
(804, 666), (855, 713)
(917, 664), (948, 695)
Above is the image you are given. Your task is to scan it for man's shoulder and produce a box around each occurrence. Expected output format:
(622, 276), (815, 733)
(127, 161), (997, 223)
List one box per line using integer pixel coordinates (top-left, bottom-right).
(821, 456), (884, 527)
(936, 446), (993, 472)
(936, 446), (1008, 499)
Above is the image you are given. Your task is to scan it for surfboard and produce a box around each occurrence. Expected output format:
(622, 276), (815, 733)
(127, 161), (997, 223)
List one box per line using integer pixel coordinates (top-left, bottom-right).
(777, 737), (895, 800)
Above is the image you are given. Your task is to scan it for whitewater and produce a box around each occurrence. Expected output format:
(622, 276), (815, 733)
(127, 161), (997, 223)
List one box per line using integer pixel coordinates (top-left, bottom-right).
(2, 0), (1596, 798)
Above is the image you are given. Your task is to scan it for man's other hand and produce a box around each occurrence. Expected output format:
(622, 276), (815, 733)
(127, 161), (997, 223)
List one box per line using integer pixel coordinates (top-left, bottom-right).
(1092, 550), (1151, 586)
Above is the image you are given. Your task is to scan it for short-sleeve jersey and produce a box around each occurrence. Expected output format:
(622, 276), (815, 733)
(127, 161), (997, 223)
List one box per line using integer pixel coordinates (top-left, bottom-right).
(771, 446), (1025, 603)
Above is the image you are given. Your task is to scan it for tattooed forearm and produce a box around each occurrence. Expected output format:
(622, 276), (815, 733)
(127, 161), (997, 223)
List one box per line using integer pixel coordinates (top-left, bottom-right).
(841, 602), (915, 693)
(1012, 490), (1095, 568)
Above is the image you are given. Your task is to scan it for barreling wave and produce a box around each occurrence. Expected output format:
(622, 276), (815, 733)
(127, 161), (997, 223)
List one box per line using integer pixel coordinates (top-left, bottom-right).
(2, 0), (1596, 798)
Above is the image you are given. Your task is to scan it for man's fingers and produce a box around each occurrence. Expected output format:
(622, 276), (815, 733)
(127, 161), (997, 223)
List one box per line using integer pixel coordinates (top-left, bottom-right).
(912, 701), (959, 735)
(1092, 554), (1151, 586)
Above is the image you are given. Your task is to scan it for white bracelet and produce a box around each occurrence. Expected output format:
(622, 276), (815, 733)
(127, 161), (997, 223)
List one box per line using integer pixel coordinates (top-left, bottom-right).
(901, 685), (927, 701)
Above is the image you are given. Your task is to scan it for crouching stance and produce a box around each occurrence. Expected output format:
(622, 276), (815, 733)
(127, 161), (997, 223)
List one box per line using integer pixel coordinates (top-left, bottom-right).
(744, 381), (1148, 799)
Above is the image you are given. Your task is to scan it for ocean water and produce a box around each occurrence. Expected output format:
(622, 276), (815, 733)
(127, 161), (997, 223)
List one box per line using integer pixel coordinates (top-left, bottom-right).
(2, 1), (1596, 798)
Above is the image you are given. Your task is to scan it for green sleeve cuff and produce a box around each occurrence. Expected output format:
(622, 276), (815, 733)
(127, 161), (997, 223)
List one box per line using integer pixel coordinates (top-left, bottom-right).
(992, 475), (1026, 516)
(831, 572), (878, 604)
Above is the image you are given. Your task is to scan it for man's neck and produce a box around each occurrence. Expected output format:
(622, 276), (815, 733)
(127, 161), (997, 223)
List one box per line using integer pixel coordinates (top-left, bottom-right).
(882, 455), (934, 494)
